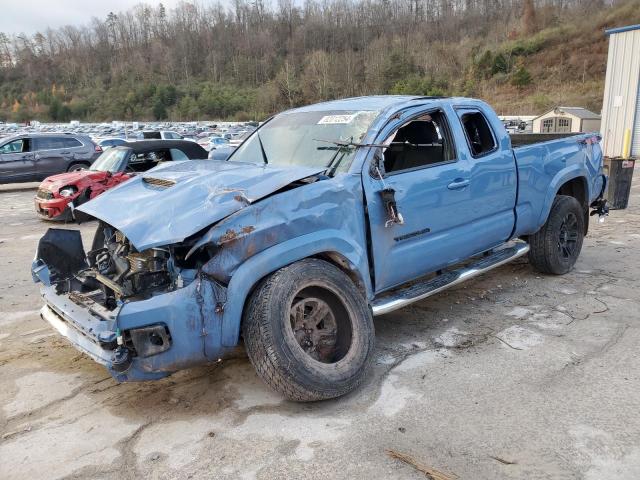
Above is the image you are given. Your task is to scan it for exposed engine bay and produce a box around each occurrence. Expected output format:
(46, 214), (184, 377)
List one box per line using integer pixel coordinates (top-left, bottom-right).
(35, 224), (209, 311)
(87, 228), (172, 301)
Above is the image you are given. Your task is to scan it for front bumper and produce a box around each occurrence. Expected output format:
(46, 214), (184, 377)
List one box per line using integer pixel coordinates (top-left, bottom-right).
(41, 304), (114, 366)
(34, 195), (73, 220)
(36, 274), (232, 382)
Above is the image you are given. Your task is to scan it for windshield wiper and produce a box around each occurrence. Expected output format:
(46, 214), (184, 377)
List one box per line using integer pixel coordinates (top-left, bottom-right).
(314, 138), (388, 149)
(315, 137), (388, 177)
(257, 132), (268, 165)
(324, 145), (351, 176)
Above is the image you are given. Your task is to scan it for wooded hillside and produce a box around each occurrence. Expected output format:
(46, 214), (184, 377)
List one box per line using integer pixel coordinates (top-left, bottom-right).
(0, 0), (639, 122)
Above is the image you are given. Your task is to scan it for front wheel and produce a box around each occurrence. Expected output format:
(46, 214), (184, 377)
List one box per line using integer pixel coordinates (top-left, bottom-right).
(528, 195), (585, 275)
(242, 258), (375, 401)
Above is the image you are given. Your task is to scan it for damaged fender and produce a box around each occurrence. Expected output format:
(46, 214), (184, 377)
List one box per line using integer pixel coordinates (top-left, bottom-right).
(189, 174), (373, 348)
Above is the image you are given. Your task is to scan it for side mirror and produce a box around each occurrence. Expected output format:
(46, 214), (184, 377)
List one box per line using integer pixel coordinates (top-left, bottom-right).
(369, 147), (404, 227)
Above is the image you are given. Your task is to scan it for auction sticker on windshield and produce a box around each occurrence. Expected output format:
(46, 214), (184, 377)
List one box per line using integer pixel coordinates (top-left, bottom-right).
(317, 114), (358, 124)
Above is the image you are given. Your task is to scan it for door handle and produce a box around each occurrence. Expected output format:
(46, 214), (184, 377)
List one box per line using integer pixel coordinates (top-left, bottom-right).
(447, 178), (470, 190)
(60, 151), (71, 155)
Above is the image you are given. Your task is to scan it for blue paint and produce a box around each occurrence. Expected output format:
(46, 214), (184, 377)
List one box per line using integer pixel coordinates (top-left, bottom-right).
(33, 96), (605, 381)
(76, 160), (326, 250)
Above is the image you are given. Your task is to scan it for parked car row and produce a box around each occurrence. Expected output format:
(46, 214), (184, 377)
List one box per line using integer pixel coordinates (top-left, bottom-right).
(0, 132), (241, 224)
(0, 120), (259, 142)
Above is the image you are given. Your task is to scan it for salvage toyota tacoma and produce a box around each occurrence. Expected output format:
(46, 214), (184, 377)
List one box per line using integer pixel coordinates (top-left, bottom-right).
(32, 96), (608, 401)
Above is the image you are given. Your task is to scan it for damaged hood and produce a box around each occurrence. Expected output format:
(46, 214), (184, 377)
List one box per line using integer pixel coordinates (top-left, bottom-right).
(40, 170), (109, 192)
(77, 160), (324, 250)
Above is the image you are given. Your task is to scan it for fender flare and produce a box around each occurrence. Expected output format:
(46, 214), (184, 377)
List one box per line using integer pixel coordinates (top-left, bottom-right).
(536, 166), (589, 229)
(219, 230), (371, 346)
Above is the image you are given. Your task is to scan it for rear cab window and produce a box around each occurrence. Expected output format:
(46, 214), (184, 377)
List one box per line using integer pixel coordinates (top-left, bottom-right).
(458, 110), (497, 157)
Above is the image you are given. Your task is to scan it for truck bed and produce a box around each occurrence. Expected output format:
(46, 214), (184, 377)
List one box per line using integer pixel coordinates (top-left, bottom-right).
(510, 132), (583, 148)
(511, 131), (604, 238)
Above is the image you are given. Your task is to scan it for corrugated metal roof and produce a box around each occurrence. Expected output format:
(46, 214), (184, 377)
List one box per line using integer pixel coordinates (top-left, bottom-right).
(605, 24), (640, 36)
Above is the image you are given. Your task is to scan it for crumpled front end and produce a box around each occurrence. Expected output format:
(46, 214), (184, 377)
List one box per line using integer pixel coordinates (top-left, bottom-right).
(34, 188), (74, 220)
(31, 167), (370, 382)
(32, 228), (234, 381)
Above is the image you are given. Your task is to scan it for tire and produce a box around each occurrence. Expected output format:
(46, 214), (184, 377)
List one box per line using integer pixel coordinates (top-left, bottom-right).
(528, 195), (585, 275)
(242, 258), (375, 401)
(67, 162), (89, 172)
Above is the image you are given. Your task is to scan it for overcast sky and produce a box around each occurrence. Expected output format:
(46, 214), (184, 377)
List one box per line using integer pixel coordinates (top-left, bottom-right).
(0, 0), (187, 35)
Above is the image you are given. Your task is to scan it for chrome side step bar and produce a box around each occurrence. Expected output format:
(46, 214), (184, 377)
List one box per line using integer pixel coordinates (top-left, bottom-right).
(371, 241), (530, 316)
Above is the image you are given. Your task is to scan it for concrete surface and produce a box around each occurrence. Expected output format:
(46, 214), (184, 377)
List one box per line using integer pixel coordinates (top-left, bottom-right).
(0, 182), (41, 193)
(1, 179), (639, 480)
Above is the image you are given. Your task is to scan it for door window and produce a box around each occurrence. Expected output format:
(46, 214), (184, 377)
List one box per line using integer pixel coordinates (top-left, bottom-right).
(62, 137), (83, 148)
(460, 111), (497, 157)
(0, 139), (29, 154)
(383, 110), (456, 174)
(127, 150), (170, 172)
(542, 119), (554, 133)
(35, 137), (67, 150)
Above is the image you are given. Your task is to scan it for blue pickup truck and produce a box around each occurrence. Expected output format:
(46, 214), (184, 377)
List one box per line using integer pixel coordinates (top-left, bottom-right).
(32, 96), (607, 401)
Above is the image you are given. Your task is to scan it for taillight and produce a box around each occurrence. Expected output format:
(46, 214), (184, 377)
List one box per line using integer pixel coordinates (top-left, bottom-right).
(95, 144), (103, 153)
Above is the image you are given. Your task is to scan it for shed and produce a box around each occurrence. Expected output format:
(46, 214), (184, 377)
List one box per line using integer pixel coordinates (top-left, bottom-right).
(600, 24), (640, 158)
(532, 107), (601, 134)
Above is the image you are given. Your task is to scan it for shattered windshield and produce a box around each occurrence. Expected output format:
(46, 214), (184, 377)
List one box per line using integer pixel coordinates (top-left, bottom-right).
(90, 148), (131, 172)
(228, 110), (379, 173)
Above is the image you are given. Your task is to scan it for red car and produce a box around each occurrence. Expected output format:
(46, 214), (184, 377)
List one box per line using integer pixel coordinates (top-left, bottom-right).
(34, 140), (208, 221)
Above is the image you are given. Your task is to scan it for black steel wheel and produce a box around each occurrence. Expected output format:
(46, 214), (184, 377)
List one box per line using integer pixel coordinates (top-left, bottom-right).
(558, 211), (580, 260)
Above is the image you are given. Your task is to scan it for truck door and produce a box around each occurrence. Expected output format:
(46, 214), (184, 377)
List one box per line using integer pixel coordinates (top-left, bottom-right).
(0, 138), (36, 183)
(362, 105), (517, 293)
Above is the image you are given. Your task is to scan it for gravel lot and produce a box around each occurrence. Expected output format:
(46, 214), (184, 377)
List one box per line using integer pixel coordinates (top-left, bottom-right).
(1, 176), (639, 480)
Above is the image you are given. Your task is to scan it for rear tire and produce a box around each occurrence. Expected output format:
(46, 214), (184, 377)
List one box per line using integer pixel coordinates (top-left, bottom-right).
(67, 162), (89, 172)
(528, 195), (585, 275)
(242, 258), (374, 401)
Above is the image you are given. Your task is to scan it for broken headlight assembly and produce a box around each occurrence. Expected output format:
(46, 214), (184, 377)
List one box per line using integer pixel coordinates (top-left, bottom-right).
(128, 324), (172, 357)
(59, 186), (78, 197)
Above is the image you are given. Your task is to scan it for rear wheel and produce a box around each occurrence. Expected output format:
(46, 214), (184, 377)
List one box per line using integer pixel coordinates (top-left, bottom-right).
(242, 258), (374, 401)
(528, 195), (585, 275)
(67, 162), (89, 172)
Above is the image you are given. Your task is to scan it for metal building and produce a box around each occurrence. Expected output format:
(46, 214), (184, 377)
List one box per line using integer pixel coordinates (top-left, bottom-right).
(600, 24), (640, 158)
(532, 107), (601, 134)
